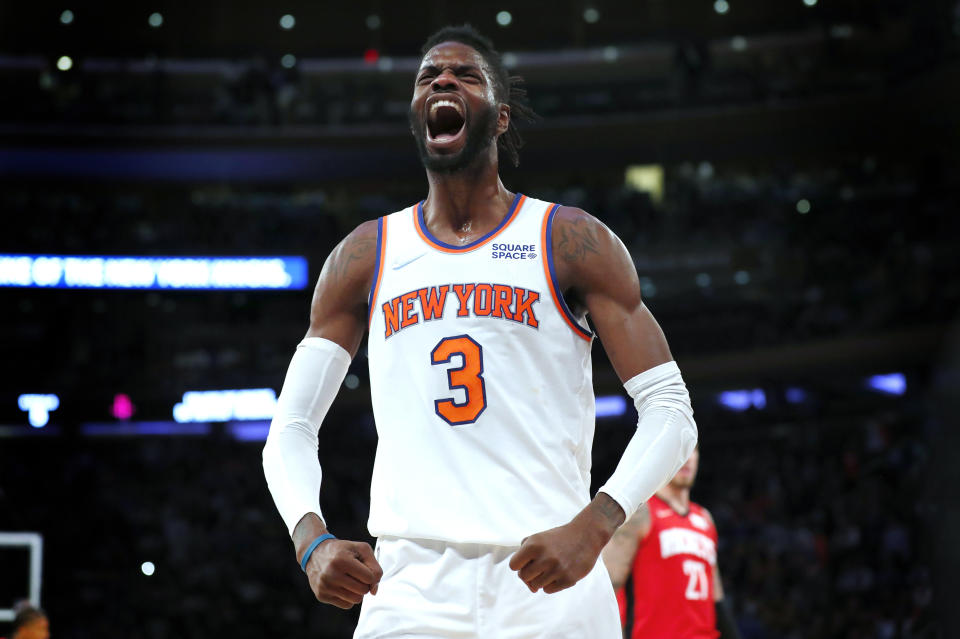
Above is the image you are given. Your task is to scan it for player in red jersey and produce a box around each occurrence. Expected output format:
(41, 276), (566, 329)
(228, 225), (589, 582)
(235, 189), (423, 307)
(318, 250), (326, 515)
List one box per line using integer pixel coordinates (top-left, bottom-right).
(602, 448), (741, 639)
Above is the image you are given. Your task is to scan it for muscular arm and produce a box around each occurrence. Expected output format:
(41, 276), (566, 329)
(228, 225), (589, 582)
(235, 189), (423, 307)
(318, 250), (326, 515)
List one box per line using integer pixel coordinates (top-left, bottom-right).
(304, 220), (379, 354)
(703, 509), (741, 638)
(601, 503), (651, 589)
(289, 220), (378, 549)
(552, 206), (672, 381)
(558, 206), (689, 519)
(713, 558), (726, 602)
(265, 220), (383, 608)
(556, 206), (677, 527)
(510, 207), (696, 594)
(702, 508), (726, 602)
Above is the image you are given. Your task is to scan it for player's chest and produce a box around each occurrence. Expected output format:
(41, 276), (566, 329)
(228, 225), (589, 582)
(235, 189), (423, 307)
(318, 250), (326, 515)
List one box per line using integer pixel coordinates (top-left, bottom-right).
(375, 253), (546, 340)
(651, 514), (717, 565)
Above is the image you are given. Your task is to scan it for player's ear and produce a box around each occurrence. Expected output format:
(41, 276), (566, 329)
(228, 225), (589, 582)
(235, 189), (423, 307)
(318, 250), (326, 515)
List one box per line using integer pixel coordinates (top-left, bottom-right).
(497, 103), (511, 136)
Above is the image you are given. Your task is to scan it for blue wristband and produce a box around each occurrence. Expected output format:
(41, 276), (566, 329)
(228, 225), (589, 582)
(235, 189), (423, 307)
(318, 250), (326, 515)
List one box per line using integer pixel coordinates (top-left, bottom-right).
(300, 533), (336, 572)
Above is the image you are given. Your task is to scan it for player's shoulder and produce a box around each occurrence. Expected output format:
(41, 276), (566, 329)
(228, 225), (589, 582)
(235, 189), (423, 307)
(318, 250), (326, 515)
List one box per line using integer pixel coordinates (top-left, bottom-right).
(689, 502), (718, 534)
(553, 204), (627, 239)
(335, 219), (380, 265)
(316, 219), (381, 300)
(550, 205), (631, 275)
(690, 501), (713, 521)
(346, 218), (381, 243)
(647, 496), (676, 523)
(552, 205), (607, 235)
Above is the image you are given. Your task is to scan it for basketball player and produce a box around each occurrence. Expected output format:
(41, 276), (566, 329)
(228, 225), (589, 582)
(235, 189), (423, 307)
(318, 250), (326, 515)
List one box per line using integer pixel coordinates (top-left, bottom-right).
(263, 25), (698, 638)
(602, 448), (741, 639)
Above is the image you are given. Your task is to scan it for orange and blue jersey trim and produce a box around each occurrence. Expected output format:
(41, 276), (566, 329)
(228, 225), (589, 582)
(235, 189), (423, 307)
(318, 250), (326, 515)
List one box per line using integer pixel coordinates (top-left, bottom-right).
(367, 215), (387, 327)
(414, 193), (526, 253)
(541, 203), (594, 342)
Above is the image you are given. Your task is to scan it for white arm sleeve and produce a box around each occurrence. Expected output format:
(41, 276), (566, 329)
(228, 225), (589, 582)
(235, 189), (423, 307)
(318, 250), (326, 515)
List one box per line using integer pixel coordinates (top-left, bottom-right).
(262, 337), (351, 535)
(597, 361), (699, 519)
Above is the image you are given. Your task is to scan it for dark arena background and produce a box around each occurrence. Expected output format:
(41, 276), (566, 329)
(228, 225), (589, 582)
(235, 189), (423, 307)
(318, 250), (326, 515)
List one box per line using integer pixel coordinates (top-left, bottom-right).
(1, 1), (958, 637)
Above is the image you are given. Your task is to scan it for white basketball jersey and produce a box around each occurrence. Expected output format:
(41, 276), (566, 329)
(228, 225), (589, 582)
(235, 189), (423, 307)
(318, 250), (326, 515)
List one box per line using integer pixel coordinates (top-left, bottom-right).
(366, 193), (596, 546)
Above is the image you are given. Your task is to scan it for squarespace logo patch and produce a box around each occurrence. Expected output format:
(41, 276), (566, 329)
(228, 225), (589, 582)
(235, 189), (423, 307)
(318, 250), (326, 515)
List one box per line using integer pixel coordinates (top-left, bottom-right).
(491, 243), (536, 260)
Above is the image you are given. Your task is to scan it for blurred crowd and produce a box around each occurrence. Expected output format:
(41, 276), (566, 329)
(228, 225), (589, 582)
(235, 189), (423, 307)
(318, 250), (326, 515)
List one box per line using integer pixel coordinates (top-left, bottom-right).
(0, 396), (938, 638)
(700, 409), (936, 638)
(2, 157), (955, 421)
(0, 32), (900, 129)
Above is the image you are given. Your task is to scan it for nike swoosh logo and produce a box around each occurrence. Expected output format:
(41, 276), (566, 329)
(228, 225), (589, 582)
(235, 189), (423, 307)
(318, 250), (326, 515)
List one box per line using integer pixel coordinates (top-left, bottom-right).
(392, 253), (427, 270)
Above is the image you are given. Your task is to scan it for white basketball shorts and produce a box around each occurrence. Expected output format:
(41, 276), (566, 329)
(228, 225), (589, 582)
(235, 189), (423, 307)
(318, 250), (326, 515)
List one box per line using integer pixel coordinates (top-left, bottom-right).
(353, 536), (622, 639)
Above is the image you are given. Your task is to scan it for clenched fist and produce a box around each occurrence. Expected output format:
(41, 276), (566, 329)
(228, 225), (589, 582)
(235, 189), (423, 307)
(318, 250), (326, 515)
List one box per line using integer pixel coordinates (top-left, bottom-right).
(508, 523), (601, 594)
(509, 494), (625, 594)
(304, 538), (383, 609)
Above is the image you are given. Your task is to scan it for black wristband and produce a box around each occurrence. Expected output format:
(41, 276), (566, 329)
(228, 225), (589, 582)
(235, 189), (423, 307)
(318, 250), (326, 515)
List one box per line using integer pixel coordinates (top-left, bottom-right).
(715, 598), (742, 639)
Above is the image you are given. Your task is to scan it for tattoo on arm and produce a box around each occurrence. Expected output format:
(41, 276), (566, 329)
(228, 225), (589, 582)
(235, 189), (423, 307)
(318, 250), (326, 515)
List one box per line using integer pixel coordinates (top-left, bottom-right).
(596, 493), (627, 528)
(603, 504), (649, 588)
(330, 234), (375, 285)
(616, 504), (650, 539)
(557, 216), (601, 263)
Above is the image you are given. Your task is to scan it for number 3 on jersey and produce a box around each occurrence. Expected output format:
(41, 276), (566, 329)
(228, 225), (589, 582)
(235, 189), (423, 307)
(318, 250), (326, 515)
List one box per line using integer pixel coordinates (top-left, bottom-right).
(431, 335), (487, 426)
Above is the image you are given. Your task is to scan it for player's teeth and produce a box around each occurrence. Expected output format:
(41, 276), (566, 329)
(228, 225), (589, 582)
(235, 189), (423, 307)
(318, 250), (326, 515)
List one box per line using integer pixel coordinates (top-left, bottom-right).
(430, 100), (462, 114)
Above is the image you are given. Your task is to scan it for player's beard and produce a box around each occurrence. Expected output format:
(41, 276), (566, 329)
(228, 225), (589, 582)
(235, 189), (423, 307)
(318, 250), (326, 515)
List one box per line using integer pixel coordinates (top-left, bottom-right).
(409, 98), (499, 174)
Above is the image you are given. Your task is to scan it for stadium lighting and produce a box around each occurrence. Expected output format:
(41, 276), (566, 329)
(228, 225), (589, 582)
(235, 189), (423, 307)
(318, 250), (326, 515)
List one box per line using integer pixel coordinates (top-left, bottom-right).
(596, 395), (628, 418)
(60, 10), (74, 25)
(279, 14), (295, 30)
(17, 394), (60, 428)
(734, 270), (750, 285)
(625, 164), (664, 203)
(366, 14), (381, 30)
(803, 0), (818, 6)
(731, 35), (748, 51)
(281, 54), (296, 69)
(603, 46), (619, 62)
(796, 198), (811, 214)
(639, 277), (657, 298)
(785, 387), (808, 404)
(714, 0), (730, 15)
(56, 56), (73, 71)
(0, 254), (308, 290)
(227, 421), (271, 442)
(148, 12), (163, 28)
(81, 422), (211, 437)
(496, 11), (512, 27)
(695, 273), (712, 288)
(583, 8), (600, 23)
(111, 394), (135, 420)
(141, 561), (155, 576)
(866, 373), (907, 396)
(718, 389), (766, 411)
(173, 388), (278, 423)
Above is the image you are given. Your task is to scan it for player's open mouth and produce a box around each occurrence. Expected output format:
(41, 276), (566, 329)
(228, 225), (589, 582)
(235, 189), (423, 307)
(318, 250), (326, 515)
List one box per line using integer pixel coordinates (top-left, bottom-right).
(426, 98), (466, 149)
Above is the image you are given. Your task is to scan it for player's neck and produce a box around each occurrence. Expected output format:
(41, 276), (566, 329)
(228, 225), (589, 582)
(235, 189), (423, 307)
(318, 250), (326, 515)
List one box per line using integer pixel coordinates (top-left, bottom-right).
(423, 154), (512, 235)
(656, 485), (691, 513)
